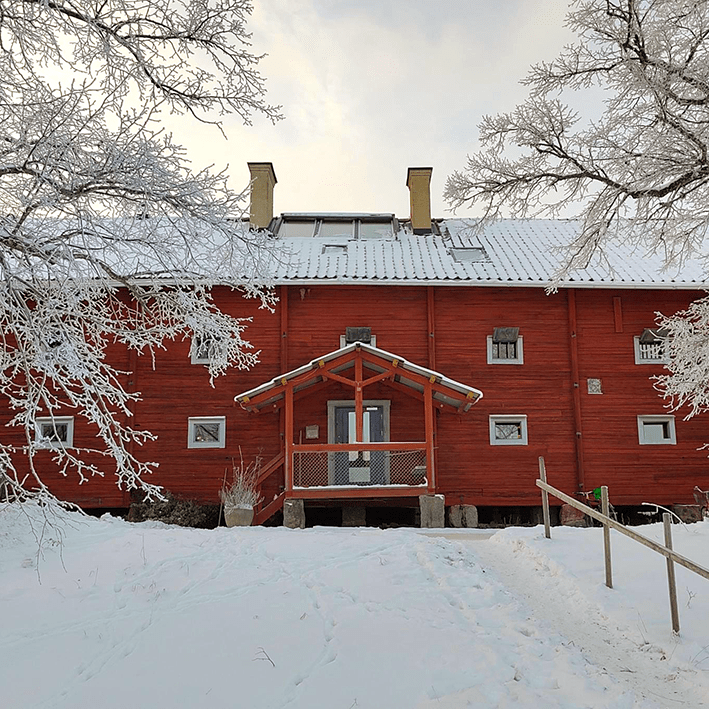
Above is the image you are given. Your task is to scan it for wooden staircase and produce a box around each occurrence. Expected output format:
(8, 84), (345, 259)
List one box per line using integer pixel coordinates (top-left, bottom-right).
(252, 451), (285, 526)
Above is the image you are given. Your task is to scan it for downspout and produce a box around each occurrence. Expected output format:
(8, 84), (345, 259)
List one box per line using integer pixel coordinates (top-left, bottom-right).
(426, 286), (439, 491)
(567, 289), (586, 492)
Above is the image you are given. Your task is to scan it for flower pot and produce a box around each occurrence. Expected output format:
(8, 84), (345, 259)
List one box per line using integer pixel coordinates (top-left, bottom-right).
(225, 507), (254, 527)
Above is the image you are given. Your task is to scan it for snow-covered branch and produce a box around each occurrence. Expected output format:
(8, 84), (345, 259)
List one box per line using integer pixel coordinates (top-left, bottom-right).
(445, 1), (709, 277)
(0, 0), (281, 501)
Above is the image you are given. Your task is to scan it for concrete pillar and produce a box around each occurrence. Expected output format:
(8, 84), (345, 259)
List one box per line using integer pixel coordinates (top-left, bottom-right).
(419, 494), (445, 528)
(449, 505), (479, 528)
(283, 498), (305, 529)
(342, 506), (366, 527)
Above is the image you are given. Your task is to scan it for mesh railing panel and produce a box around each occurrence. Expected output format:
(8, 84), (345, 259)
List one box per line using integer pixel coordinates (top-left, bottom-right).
(293, 448), (427, 488)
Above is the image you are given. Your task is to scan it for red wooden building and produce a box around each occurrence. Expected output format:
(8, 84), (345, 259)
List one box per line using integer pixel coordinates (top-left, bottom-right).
(9, 164), (709, 525)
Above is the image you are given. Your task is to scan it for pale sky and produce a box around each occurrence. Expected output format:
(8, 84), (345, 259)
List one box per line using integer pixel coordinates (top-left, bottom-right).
(168, 0), (575, 219)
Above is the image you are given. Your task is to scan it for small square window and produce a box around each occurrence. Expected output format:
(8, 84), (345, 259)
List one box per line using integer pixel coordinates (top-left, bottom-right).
(489, 415), (528, 446)
(487, 328), (523, 365)
(35, 417), (74, 448)
(587, 378), (603, 394)
(637, 415), (676, 445)
(188, 417), (226, 449)
(634, 329), (668, 364)
(191, 335), (223, 365)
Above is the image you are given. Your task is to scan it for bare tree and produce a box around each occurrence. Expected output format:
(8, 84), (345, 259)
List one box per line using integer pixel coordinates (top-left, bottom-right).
(0, 0), (282, 503)
(445, 0), (709, 420)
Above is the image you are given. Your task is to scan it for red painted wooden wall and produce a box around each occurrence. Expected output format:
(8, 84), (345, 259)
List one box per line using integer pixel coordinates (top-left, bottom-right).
(3, 284), (708, 508)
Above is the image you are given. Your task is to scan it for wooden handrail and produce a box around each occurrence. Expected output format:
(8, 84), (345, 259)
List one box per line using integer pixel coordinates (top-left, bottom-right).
(256, 450), (285, 487)
(291, 442), (425, 453)
(536, 478), (709, 582)
(253, 491), (286, 526)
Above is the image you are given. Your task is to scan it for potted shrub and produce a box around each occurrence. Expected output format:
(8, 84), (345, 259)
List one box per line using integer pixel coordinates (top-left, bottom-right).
(220, 453), (263, 527)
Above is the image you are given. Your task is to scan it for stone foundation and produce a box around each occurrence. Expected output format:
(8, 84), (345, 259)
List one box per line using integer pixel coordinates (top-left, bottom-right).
(449, 504), (478, 528)
(673, 504), (703, 524)
(283, 499), (305, 529)
(419, 494), (445, 528)
(560, 503), (588, 527)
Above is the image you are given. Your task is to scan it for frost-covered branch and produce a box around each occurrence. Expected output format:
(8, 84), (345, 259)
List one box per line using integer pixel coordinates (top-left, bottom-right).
(0, 0), (281, 501)
(446, 1), (709, 425)
(446, 1), (709, 277)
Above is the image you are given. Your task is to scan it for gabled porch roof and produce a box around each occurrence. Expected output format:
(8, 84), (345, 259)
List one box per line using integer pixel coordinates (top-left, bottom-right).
(234, 342), (483, 413)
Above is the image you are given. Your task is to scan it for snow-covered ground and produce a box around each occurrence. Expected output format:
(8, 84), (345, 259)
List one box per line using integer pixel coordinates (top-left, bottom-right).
(1, 505), (708, 708)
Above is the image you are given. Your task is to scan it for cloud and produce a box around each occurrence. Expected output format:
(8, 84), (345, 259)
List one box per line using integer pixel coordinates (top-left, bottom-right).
(170, 0), (574, 218)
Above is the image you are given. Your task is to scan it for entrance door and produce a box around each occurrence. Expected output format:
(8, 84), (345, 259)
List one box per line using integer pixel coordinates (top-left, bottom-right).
(329, 401), (390, 485)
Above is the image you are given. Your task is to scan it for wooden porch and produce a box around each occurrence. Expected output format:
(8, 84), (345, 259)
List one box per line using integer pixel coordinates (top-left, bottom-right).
(234, 342), (483, 524)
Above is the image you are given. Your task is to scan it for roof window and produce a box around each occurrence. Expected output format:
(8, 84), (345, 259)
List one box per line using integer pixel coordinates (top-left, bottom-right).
(450, 247), (489, 263)
(276, 214), (395, 240)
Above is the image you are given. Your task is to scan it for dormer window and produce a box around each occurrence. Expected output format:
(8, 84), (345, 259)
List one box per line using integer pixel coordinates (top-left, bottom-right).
(487, 327), (523, 365)
(634, 328), (668, 364)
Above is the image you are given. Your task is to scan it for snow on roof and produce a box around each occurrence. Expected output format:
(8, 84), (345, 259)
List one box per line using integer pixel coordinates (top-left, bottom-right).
(269, 218), (709, 288)
(235, 341), (483, 411)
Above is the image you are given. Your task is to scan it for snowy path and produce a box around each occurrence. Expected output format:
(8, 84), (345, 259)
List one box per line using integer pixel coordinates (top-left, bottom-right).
(464, 535), (706, 708)
(1, 510), (707, 708)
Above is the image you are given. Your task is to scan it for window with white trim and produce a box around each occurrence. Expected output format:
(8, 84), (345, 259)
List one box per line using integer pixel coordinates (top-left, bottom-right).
(487, 327), (523, 364)
(637, 415), (676, 445)
(634, 328), (668, 364)
(35, 417), (74, 448)
(188, 417), (226, 449)
(489, 415), (528, 445)
(190, 335), (223, 364)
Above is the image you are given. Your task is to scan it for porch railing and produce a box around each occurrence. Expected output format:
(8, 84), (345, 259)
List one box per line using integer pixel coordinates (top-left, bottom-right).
(291, 442), (429, 489)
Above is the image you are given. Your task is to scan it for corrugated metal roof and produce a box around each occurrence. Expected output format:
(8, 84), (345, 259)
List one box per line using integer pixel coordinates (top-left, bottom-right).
(269, 219), (709, 288)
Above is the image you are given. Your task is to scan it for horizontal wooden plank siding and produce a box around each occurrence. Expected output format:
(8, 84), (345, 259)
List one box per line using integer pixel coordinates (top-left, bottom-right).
(3, 283), (708, 510)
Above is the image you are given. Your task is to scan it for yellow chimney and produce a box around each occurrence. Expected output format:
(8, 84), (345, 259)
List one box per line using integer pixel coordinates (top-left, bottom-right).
(406, 167), (433, 234)
(247, 162), (277, 229)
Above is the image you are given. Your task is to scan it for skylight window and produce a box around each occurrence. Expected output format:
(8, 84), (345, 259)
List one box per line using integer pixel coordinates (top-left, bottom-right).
(322, 244), (347, 255)
(278, 220), (316, 238)
(359, 221), (393, 239)
(317, 221), (354, 238)
(450, 247), (489, 263)
(277, 215), (396, 240)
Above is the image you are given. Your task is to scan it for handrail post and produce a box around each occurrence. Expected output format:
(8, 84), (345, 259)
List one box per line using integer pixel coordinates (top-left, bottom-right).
(601, 485), (612, 589)
(663, 513), (681, 635)
(539, 457), (551, 539)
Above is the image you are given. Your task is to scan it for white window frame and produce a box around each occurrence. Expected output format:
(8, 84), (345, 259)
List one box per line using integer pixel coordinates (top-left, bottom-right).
(637, 415), (676, 445)
(188, 416), (226, 449)
(633, 336), (668, 365)
(35, 416), (74, 449)
(190, 335), (224, 365)
(487, 335), (524, 365)
(489, 415), (528, 446)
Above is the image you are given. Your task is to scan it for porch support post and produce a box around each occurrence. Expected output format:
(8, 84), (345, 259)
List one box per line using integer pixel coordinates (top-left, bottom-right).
(354, 354), (364, 443)
(424, 380), (436, 493)
(284, 383), (294, 493)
